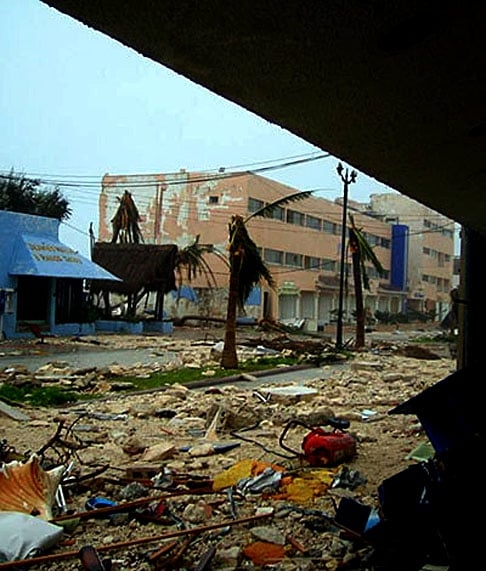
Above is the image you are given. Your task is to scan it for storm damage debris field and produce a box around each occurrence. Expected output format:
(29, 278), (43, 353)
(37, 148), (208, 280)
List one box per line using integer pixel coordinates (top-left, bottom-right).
(0, 328), (455, 569)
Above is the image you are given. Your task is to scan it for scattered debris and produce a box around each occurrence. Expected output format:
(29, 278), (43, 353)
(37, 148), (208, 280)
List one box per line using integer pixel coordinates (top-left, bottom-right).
(0, 329), (461, 569)
(0, 399), (31, 421)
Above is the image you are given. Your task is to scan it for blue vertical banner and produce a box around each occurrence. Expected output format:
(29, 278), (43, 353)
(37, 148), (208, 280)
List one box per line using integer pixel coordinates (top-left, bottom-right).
(391, 224), (408, 290)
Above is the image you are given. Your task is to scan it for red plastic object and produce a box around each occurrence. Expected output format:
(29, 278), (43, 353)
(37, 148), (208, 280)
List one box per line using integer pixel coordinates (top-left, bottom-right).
(279, 419), (356, 467)
(301, 427), (356, 466)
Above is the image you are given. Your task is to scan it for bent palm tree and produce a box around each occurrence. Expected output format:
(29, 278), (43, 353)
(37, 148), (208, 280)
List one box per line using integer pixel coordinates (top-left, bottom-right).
(221, 190), (313, 369)
(348, 214), (385, 349)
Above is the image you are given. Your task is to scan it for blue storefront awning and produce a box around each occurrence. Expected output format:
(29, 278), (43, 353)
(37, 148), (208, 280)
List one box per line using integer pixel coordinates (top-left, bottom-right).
(9, 234), (121, 281)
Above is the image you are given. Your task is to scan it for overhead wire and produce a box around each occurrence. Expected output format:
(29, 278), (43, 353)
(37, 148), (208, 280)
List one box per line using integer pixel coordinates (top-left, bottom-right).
(3, 151), (457, 241)
(0, 152), (331, 190)
(60, 201), (457, 248)
(2, 149), (454, 251)
(0, 150), (326, 181)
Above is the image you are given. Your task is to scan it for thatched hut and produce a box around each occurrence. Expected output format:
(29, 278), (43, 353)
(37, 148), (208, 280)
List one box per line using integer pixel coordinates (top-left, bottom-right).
(90, 242), (178, 320)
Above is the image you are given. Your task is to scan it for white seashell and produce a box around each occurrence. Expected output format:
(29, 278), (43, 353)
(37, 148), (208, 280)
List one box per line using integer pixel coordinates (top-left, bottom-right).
(0, 454), (65, 520)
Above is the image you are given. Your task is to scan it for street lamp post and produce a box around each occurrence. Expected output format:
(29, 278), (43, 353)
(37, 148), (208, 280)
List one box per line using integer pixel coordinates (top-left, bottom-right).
(336, 163), (357, 349)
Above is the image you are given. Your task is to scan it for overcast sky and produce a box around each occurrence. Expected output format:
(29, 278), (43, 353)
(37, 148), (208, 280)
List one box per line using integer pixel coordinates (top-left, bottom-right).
(1, 1), (400, 256)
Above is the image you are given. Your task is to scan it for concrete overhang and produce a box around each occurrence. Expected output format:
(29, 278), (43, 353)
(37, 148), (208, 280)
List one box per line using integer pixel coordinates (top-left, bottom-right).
(42, 1), (486, 235)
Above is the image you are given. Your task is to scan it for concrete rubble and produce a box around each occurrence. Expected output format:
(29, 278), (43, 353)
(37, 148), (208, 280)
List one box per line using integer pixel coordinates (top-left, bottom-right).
(0, 330), (455, 569)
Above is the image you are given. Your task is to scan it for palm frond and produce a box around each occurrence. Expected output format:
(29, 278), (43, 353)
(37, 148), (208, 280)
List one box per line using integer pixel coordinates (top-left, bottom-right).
(244, 190), (314, 223)
(229, 215), (275, 307)
(176, 235), (219, 287)
(350, 215), (385, 274)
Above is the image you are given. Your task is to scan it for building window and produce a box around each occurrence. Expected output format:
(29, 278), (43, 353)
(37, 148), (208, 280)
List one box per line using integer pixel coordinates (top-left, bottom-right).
(306, 215), (322, 231)
(285, 252), (303, 267)
(271, 206), (285, 221)
(304, 256), (321, 270)
(286, 209), (305, 226)
(423, 274), (437, 284)
(209, 195), (219, 204)
(264, 248), (283, 264)
(363, 232), (379, 246)
(369, 266), (385, 279)
(321, 259), (336, 272)
(248, 197), (264, 213)
(322, 220), (336, 234)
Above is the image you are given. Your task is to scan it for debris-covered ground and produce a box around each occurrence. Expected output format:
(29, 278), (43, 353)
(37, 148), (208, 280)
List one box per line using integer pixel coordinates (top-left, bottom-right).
(0, 326), (456, 570)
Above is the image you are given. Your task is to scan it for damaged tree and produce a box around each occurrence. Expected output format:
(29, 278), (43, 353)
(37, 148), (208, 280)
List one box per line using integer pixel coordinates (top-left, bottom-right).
(348, 215), (385, 349)
(221, 191), (312, 369)
(91, 191), (178, 321)
(110, 190), (143, 245)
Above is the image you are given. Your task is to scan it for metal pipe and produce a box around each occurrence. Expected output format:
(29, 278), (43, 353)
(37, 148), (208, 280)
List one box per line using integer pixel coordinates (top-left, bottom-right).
(0, 512), (273, 569)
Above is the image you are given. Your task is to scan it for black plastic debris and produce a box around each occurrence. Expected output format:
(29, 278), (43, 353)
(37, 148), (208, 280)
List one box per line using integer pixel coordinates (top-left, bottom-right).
(389, 365), (485, 457)
(335, 365), (485, 570)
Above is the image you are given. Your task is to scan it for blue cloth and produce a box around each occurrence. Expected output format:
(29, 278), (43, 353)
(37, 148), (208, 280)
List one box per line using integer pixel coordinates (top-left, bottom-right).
(246, 286), (261, 306)
(171, 285), (199, 302)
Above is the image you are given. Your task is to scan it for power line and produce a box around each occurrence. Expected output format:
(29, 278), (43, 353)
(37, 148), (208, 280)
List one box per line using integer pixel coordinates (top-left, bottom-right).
(0, 152), (330, 189)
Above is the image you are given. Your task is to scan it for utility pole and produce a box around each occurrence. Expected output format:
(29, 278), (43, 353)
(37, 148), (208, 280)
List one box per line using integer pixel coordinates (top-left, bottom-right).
(335, 163), (357, 349)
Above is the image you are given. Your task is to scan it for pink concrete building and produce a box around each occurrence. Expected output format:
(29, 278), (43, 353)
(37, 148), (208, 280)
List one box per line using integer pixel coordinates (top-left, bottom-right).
(98, 171), (454, 330)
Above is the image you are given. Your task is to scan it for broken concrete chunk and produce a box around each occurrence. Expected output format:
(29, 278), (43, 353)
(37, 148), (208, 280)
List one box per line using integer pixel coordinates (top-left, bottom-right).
(0, 399), (31, 421)
(251, 525), (286, 545)
(265, 385), (318, 404)
(139, 442), (177, 462)
(188, 443), (216, 457)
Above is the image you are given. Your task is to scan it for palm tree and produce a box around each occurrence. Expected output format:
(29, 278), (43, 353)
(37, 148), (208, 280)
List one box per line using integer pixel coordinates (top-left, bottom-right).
(221, 191), (313, 369)
(107, 190), (144, 317)
(174, 235), (222, 294)
(348, 214), (385, 348)
(111, 190), (143, 244)
(171, 235), (230, 322)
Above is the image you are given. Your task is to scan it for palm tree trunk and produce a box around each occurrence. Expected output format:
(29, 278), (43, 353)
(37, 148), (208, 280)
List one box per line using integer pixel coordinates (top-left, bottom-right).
(221, 257), (240, 369)
(352, 247), (365, 348)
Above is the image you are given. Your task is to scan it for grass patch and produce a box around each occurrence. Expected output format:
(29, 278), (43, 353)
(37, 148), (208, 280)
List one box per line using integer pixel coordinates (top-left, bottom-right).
(0, 355), (304, 407)
(108, 355), (302, 392)
(409, 332), (457, 344)
(0, 383), (80, 407)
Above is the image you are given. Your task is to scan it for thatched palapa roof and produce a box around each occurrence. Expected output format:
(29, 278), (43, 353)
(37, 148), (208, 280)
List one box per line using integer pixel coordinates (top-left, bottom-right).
(90, 242), (178, 295)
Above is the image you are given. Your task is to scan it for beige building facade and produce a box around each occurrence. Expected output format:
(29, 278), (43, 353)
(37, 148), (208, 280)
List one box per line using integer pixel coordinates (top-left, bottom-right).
(98, 171), (454, 330)
(366, 193), (456, 322)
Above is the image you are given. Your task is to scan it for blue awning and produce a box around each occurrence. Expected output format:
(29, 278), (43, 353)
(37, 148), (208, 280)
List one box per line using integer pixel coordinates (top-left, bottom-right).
(9, 234), (121, 281)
